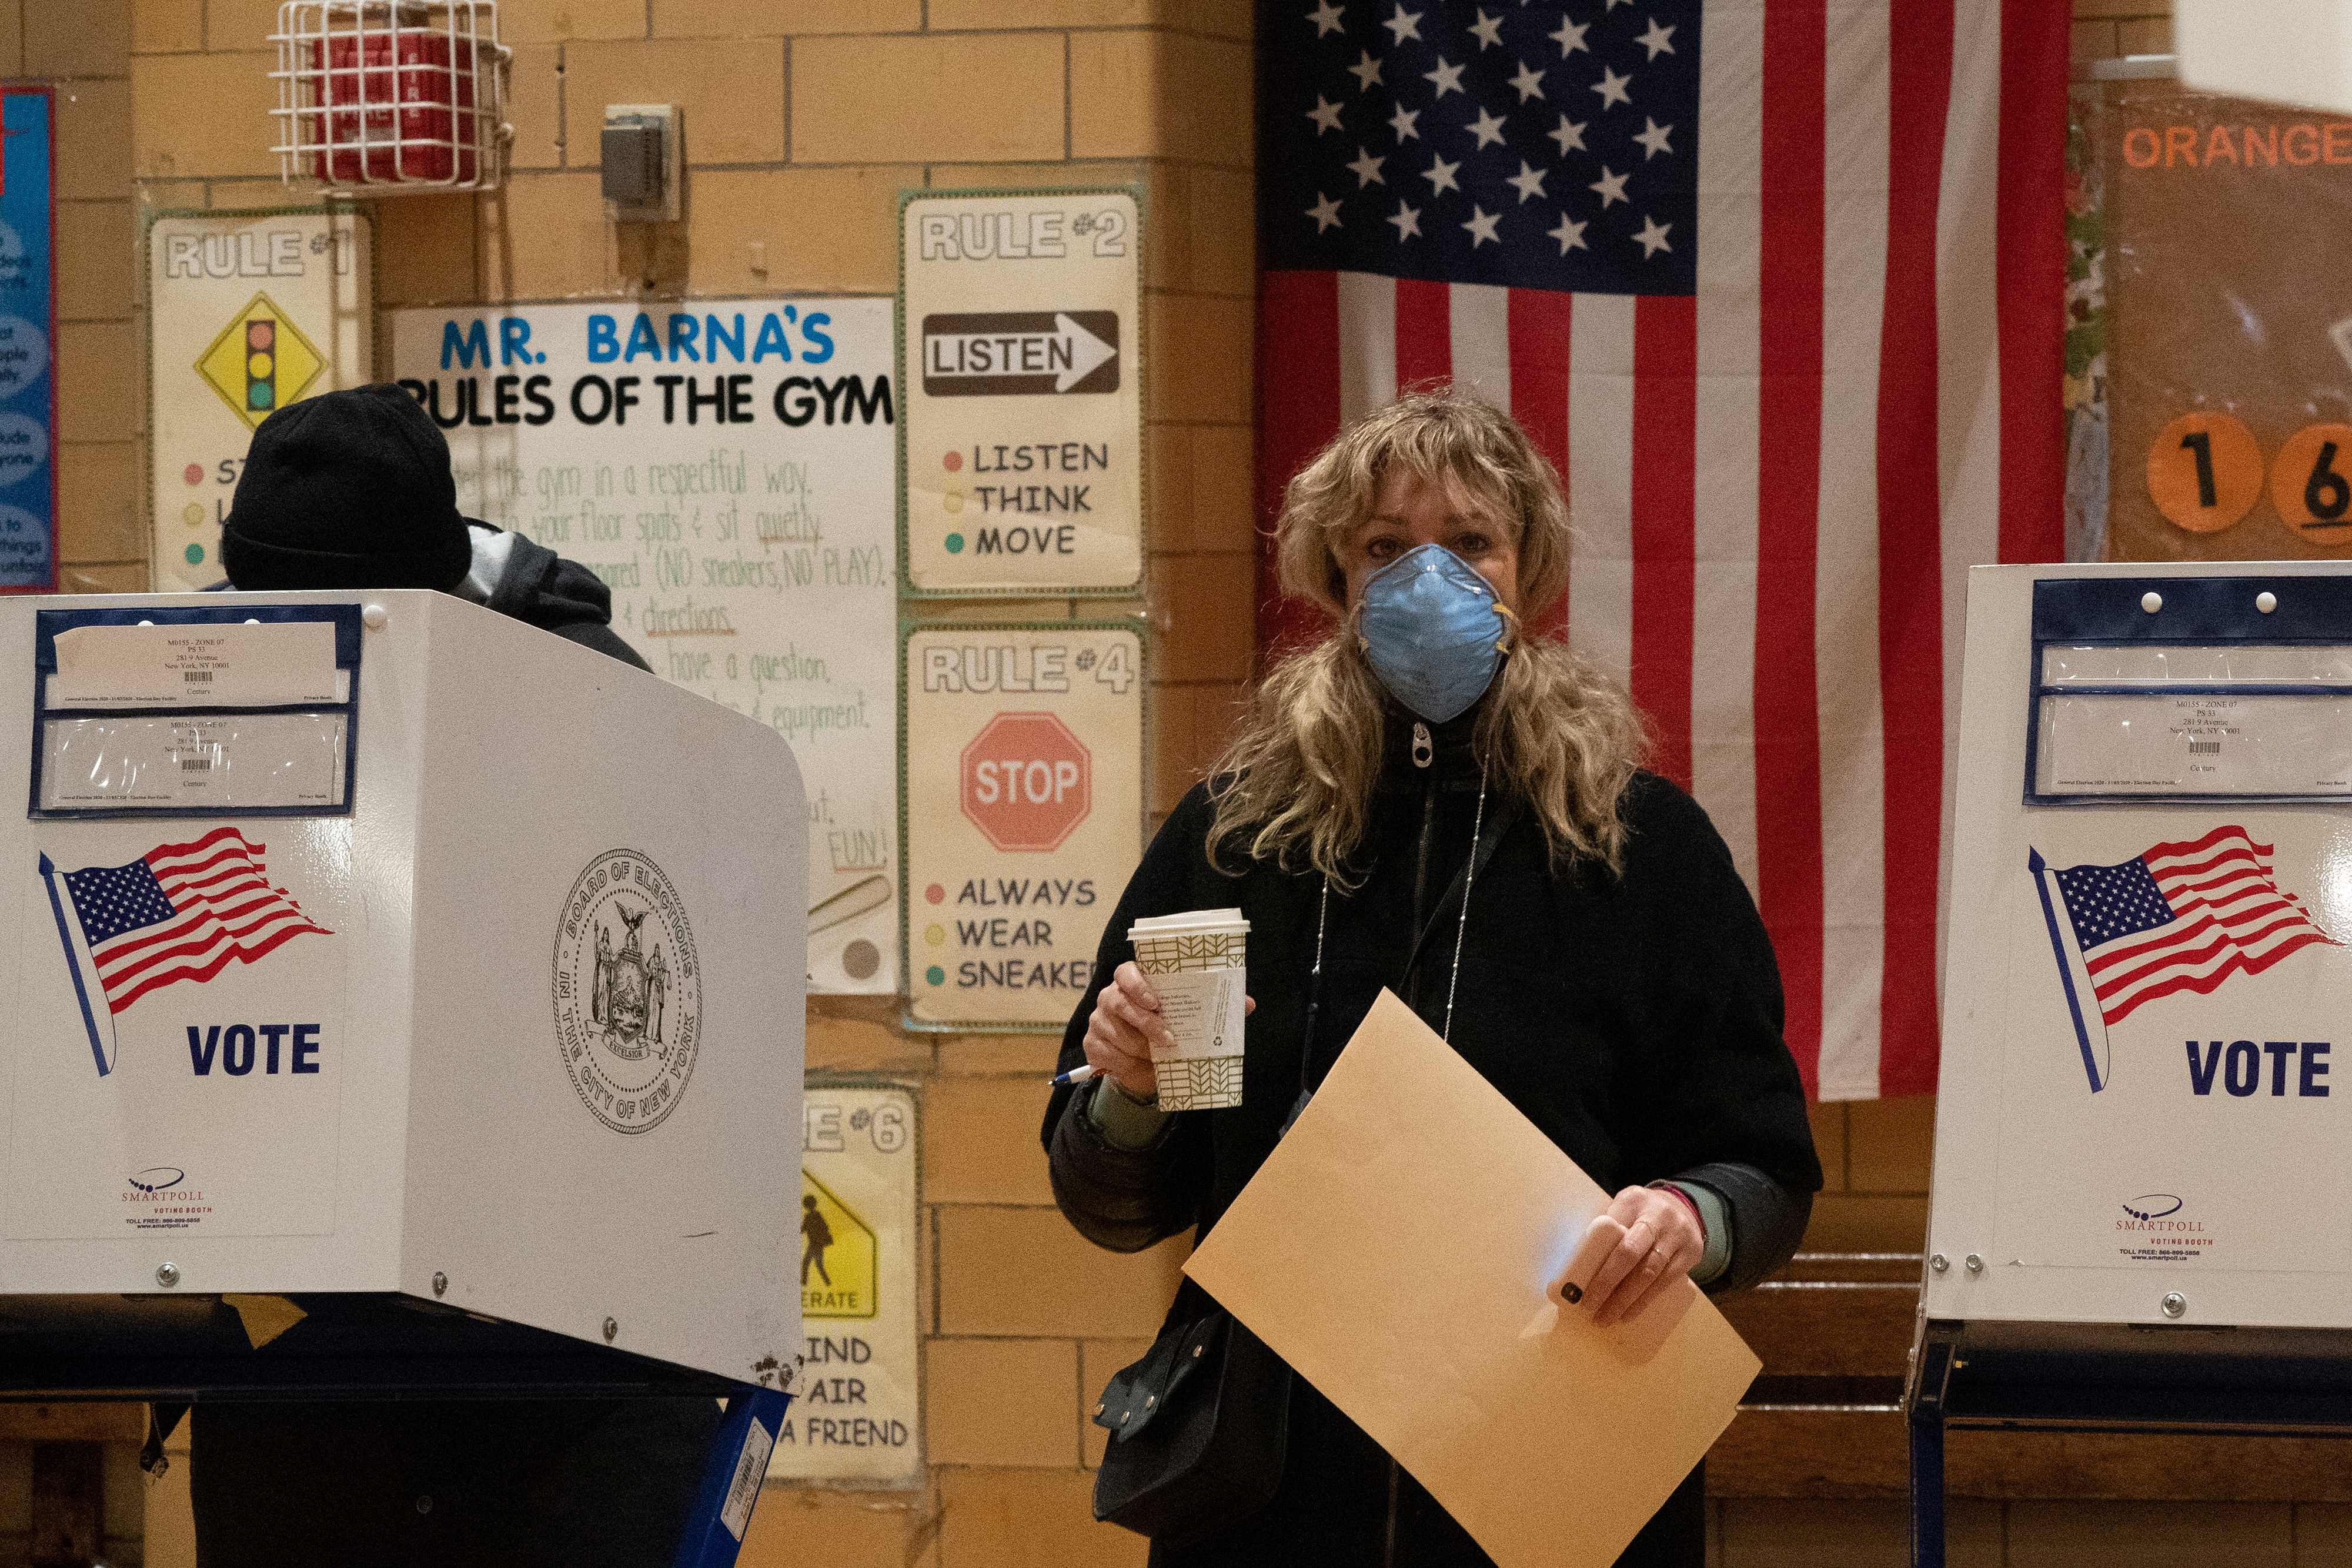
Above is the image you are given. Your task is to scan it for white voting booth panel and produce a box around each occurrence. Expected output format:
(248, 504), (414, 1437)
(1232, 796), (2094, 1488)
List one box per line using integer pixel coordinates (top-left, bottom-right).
(0, 591), (804, 1389)
(1932, 562), (2352, 1333)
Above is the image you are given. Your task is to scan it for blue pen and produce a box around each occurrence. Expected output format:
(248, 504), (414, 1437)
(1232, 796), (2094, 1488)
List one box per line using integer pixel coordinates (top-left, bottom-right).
(1051, 1064), (1101, 1088)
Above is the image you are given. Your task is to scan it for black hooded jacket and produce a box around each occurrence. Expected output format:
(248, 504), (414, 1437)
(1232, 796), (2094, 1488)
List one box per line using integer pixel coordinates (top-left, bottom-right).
(1043, 706), (1820, 1566)
(477, 530), (650, 672)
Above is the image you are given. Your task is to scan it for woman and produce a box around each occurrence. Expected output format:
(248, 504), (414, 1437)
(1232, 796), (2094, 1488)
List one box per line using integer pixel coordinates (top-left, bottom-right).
(1041, 389), (1821, 1566)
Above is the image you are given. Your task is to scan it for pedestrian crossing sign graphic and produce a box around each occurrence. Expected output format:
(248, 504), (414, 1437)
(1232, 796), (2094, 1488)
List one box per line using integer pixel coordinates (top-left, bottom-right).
(197, 292), (324, 430)
(801, 1171), (876, 1319)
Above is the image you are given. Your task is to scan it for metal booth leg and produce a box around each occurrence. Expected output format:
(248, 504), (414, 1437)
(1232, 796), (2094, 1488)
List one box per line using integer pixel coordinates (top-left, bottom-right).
(1907, 1405), (1946, 1568)
(670, 1385), (794, 1568)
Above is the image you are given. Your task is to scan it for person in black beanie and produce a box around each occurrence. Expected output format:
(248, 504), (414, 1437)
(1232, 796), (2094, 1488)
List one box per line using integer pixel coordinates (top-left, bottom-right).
(185, 383), (715, 1565)
(219, 382), (650, 673)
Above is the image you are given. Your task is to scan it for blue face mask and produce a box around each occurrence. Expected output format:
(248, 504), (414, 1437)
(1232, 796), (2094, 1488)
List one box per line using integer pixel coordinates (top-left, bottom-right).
(1355, 543), (1512, 723)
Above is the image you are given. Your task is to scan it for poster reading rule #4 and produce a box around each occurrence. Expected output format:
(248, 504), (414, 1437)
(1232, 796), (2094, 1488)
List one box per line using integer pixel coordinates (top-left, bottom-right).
(900, 188), (1144, 596)
(902, 624), (1144, 1028)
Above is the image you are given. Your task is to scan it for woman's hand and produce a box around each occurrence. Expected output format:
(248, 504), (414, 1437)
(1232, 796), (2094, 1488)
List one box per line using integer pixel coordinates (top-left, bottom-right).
(1571, 1185), (1706, 1328)
(1083, 962), (1171, 1100)
(1080, 964), (1259, 1104)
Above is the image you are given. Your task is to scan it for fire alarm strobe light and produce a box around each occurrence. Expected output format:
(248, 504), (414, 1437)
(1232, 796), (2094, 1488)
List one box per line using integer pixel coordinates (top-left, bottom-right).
(271, 2), (513, 195)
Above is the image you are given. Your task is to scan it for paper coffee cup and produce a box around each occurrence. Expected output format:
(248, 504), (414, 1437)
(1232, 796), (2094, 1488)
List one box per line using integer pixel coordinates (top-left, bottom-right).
(1127, 908), (1250, 1111)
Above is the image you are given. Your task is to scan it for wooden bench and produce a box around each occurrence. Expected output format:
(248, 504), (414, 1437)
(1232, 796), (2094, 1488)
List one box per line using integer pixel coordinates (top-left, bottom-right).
(1709, 1252), (2352, 1502)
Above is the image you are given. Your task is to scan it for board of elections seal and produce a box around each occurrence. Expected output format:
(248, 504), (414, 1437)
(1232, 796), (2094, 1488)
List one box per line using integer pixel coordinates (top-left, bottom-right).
(553, 848), (701, 1134)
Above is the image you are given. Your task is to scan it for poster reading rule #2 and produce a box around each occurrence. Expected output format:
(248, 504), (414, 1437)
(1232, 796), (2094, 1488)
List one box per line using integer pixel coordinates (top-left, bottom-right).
(902, 624), (1144, 1028)
(899, 188), (1144, 596)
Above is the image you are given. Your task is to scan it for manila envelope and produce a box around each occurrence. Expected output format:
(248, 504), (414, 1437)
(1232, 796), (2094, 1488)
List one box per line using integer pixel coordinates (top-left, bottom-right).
(1183, 989), (1762, 1568)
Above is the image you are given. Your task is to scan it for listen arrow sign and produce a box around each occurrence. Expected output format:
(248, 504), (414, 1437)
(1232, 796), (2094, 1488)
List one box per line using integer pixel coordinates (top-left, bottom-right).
(920, 310), (1121, 396)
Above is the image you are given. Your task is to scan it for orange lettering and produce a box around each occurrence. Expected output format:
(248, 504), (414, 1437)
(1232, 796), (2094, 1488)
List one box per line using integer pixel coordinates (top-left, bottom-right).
(2245, 125), (2278, 166)
(2287, 123), (2321, 163)
(2206, 125), (2241, 165)
(2166, 124), (2200, 166)
(2327, 122), (2352, 162)
(2124, 126), (2161, 167)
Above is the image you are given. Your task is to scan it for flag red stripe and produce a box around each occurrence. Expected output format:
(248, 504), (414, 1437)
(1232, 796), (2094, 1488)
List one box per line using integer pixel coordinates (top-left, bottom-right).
(1752, 0), (1829, 1097)
(158, 864), (267, 901)
(96, 885), (302, 971)
(97, 894), (309, 985)
(148, 841), (259, 887)
(1394, 278), (1452, 396)
(103, 907), (327, 1006)
(1257, 270), (1343, 657)
(2086, 901), (2308, 985)
(2102, 929), (2336, 1025)
(2151, 847), (2269, 886)
(1873, 0), (1955, 1098)
(95, 894), (286, 975)
(2144, 825), (2269, 864)
(106, 921), (328, 1015)
(1629, 293), (1697, 791)
(1506, 287), (1573, 639)
(144, 825), (256, 865)
(1996, 0), (2069, 565)
(2154, 860), (2267, 893)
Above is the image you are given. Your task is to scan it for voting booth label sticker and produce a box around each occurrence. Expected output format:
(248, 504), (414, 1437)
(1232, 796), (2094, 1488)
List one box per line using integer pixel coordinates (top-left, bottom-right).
(12, 822), (348, 1239)
(552, 848), (701, 1134)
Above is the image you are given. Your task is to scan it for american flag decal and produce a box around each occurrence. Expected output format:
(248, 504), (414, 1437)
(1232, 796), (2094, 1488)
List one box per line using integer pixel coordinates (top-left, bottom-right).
(2030, 828), (2338, 1092)
(38, 827), (331, 1075)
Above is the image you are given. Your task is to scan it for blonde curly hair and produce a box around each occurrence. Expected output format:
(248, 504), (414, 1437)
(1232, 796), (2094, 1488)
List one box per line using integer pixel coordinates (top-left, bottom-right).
(1207, 387), (1647, 884)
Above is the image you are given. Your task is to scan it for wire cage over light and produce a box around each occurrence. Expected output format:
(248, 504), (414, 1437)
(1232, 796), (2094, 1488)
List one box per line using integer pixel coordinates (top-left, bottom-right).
(271, 2), (511, 195)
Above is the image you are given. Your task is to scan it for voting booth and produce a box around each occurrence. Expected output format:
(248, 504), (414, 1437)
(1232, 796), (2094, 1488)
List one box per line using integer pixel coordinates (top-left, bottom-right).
(0, 590), (805, 1564)
(1912, 562), (2352, 1564)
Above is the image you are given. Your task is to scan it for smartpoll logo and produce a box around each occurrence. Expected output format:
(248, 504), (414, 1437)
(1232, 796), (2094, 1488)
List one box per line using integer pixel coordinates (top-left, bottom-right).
(121, 1165), (209, 1232)
(2115, 1192), (2212, 1263)
(2027, 828), (2338, 1091)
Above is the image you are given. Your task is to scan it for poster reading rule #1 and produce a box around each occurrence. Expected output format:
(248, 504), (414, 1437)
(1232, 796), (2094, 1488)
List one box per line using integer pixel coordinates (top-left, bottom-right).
(899, 188), (1144, 596)
(0, 87), (54, 593)
(902, 624), (1144, 1028)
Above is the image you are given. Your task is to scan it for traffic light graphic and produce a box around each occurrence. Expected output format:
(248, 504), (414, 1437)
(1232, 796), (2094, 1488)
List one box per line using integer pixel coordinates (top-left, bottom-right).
(197, 293), (324, 431)
(245, 317), (276, 414)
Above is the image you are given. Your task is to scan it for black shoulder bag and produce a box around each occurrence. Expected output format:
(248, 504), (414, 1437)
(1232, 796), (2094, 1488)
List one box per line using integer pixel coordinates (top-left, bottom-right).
(1091, 775), (1514, 1544)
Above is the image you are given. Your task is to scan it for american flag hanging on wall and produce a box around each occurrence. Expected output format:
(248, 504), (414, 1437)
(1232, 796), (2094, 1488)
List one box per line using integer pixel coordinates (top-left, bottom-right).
(1254, 0), (2070, 1099)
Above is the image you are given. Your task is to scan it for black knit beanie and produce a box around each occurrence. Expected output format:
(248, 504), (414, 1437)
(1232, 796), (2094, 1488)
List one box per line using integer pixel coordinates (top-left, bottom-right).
(220, 383), (472, 591)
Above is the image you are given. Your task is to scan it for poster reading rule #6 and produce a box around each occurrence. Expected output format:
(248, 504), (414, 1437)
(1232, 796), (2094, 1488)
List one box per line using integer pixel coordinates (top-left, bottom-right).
(902, 624), (1143, 1028)
(899, 188), (1144, 596)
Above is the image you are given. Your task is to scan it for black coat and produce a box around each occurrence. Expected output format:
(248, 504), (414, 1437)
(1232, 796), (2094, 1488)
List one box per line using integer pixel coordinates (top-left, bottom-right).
(1044, 713), (1822, 1566)
(480, 530), (652, 673)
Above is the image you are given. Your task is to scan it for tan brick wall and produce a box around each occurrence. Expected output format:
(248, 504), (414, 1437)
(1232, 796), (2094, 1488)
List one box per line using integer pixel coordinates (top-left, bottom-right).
(115, 0), (1248, 1563)
(2073, 0), (2173, 65)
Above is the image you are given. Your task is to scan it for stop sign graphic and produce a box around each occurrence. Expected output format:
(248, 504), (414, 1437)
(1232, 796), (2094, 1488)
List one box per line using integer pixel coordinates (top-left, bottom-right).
(961, 712), (1093, 852)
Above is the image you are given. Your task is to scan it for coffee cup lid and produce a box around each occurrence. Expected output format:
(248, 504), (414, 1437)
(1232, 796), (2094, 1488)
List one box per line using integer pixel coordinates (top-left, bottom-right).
(1127, 907), (1250, 941)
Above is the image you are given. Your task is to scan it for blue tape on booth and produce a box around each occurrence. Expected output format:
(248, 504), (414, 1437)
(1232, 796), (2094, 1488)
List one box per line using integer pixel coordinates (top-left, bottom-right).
(2032, 576), (2352, 644)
